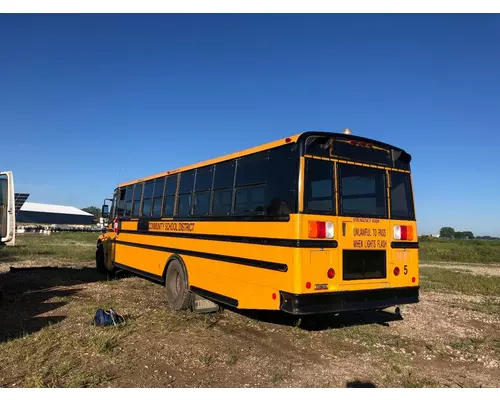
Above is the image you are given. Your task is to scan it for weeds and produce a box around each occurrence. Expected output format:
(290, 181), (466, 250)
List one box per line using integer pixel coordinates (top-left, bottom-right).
(198, 352), (214, 367)
(226, 347), (239, 366)
(93, 335), (120, 354)
(421, 268), (500, 296)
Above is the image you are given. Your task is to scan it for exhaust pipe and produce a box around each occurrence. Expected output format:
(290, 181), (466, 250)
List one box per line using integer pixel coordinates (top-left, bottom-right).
(381, 305), (401, 317)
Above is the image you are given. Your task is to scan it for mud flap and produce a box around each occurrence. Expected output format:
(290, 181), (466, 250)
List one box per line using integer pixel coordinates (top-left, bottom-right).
(192, 293), (220, 313)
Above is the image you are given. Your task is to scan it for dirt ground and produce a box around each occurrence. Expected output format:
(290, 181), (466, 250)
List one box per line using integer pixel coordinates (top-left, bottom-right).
(1, 260), (499, 388)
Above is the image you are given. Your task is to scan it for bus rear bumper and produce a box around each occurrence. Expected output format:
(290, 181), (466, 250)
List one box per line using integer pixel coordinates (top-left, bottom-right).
(279, 286), (419, 315)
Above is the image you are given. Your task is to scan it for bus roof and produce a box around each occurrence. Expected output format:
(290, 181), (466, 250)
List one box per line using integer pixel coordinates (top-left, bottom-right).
(118, 131), (408, 188)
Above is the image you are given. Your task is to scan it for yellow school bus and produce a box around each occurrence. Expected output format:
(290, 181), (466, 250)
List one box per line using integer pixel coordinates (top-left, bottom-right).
(97, 131), (418, 315)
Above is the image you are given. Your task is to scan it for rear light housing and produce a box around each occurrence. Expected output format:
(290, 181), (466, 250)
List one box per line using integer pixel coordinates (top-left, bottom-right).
(393, 225), (414, 241)
(394, 267), (400, 276)
(309, 221), (334, 239)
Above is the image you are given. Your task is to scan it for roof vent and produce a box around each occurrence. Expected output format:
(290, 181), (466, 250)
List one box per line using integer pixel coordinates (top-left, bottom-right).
(342, 128), (352, 135)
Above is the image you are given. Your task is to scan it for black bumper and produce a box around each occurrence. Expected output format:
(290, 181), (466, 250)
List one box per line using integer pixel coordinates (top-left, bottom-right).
(280, 286), (419, 315)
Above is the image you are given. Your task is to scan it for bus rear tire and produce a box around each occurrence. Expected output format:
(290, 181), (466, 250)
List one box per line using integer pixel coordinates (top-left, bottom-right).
(165, 259), (191, 311)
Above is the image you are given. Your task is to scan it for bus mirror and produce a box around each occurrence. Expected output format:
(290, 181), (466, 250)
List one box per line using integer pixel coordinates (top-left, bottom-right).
(102, 204), (109, 218)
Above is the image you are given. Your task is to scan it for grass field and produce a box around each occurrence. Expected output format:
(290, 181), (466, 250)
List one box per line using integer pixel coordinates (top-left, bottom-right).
(419, 237), (500, 264)
(0, 232), (97, 267)
(1, 233), (500, 387)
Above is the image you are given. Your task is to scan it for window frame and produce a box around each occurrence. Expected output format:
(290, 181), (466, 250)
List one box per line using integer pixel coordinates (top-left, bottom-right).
(114, 143), (299, 221)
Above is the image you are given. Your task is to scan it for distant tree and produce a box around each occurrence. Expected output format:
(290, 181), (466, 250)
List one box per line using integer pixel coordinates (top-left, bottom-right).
(440, 227), (455, 239)
(452, 230), (474, 240)
(476, 236), (499, 241)
(82, 206), (101, 218)
(463, 231), (474, 240)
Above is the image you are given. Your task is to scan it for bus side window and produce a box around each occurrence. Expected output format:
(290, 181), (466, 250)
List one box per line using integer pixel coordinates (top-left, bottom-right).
(212, 160), (235, 216)
(116, 188), (127, 217)
(234, 151), (270, 215)
(177, 170), (195, 217)
(131, 183), (143, 218)
(142, 180), (155, 217)
(193, 165), (213, 217)
(152, 177), (166, 217)
(164, 174), (178, 217)
(125, 185), (134, 217)
(266, 144), (298, 216)
(110, 190), (118, 221)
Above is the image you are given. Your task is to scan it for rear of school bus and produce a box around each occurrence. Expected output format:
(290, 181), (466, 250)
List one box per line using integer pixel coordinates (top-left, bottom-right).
(280, 132), (419, 315)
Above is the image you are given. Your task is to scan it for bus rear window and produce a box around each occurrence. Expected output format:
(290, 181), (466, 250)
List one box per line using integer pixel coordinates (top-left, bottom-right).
(390, 172), (415, 220)
(304, 158), (334, 214)
(338, 164), (387, 218)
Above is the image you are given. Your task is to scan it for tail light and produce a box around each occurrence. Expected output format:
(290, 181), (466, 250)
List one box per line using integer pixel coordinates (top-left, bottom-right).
(327, 268), (335, 279)
(394, 267), (400, 276)
(393, 225), (413, 240)
(309, 221), (334, 239)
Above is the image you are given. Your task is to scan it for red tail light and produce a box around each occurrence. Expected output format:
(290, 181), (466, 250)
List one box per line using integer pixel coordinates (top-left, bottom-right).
(393, 225), (413, 241)
(394, 267), (400, 276)
(306, 282), (311, 289)
(327, 268), (335, 279)
(308, 221), (334, 239)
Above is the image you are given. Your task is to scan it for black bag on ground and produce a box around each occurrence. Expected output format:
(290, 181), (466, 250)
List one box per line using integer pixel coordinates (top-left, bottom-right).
(94, 308), (125, 326)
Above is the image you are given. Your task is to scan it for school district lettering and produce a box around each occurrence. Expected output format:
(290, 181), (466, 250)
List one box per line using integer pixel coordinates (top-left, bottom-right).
(149, 222), (195, 232)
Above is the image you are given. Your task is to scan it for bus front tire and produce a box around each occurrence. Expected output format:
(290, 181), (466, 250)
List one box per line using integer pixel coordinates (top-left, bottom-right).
(165, 259), (191, 311)
(95, 243), (106, 274)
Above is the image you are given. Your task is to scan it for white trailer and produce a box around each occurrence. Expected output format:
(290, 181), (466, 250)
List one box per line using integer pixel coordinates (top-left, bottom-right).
(0, 171), (15, 246)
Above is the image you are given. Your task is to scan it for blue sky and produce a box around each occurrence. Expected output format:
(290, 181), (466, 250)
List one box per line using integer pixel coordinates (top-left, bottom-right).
(1, 14), (499, 235)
